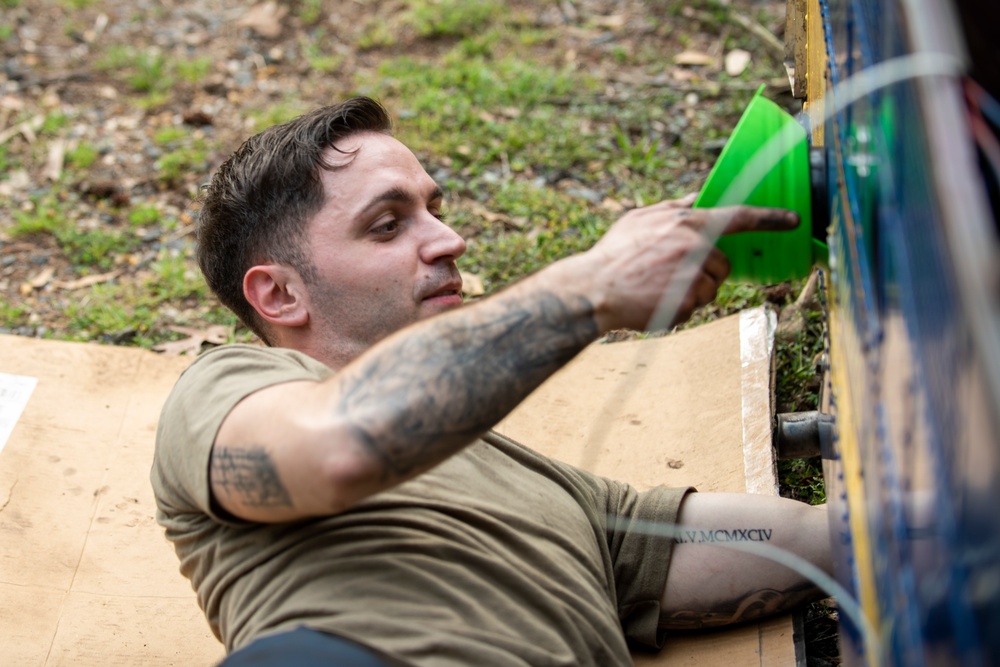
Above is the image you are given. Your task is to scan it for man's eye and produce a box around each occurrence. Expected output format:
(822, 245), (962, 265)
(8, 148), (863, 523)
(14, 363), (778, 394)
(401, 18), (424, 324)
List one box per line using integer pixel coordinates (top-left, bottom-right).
(433, 211), (448, 223)
(371, 220), (399, 236)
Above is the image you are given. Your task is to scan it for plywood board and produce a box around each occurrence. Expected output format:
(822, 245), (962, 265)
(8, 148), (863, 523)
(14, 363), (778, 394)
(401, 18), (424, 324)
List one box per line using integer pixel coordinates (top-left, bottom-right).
(0, 335), (224, 667)
(0, 305), (792, 666)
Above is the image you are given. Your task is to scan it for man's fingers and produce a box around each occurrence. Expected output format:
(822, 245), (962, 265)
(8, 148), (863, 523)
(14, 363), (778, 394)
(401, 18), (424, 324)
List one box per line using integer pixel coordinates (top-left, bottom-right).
(705, 205), (800, 236)
(691, 274), (719, 309)
(667, 193), (699, 208)
(701, 247), (731, 284)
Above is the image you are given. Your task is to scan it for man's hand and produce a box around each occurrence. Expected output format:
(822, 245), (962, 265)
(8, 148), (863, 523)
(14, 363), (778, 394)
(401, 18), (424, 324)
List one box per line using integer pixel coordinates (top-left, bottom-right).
(583, 195), (799, 332)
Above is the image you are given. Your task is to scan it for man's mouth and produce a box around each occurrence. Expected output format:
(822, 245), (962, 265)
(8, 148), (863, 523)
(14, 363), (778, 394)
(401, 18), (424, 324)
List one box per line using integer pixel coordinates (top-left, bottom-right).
(422, 279), (465, 303)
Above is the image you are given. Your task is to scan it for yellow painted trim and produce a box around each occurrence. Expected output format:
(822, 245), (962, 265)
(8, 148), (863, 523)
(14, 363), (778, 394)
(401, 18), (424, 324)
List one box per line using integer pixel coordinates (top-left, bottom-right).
(827, 301), (882, 665)
(805, 0), (826, 146)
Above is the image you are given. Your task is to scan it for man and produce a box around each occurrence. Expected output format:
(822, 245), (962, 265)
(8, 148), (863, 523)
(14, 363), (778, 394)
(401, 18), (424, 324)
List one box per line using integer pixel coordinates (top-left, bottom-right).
(152, 97), (831, 666)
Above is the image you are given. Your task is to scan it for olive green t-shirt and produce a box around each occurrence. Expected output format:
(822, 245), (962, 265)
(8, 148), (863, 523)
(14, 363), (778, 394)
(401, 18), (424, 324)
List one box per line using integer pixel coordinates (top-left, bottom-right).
(151, 345), (689, 667)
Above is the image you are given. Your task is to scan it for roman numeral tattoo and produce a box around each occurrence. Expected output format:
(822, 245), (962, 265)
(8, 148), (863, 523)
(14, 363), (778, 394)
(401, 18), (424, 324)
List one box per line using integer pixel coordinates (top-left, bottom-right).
(673, 528), (774, 544)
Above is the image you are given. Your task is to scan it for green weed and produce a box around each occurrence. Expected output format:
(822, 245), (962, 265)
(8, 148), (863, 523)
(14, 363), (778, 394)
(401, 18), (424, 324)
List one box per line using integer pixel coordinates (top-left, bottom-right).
(297, 0), (324, 24)
(127, 204), (162, 228)
(66, 142), (99, 169)
(612, 124), (671, 178)
(133, 90), (172, 111)
(10, 197), (64, 236)
(409, 0), (506, 39)
(453, 29), (502, 59)
(302, 35), (343, 73)
(146, 250), (207, 301)
(176, 57), (212, 83)
(56, 226), (136, 269)
(153, 126), (188, 145)
(779, 457), (827, 505)
(156, 142), (209, 186)
(65, 282), (154, 342)
(356, 19), (397, 50)
(0, 296), (27, 326)
(40, 112), (69, 135)
(247, 102), (309, 134)
(96, 44), (133, 71)
(128, 49), (171, 92)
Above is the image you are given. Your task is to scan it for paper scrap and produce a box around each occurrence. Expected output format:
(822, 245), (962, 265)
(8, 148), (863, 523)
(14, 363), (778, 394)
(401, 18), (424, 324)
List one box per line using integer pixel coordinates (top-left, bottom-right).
(0, 373), (37, 454)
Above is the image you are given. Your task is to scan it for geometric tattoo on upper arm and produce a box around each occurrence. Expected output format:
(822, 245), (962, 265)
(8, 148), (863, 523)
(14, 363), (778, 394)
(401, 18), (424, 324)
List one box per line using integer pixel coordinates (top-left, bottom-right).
(210, 446), (293, 508)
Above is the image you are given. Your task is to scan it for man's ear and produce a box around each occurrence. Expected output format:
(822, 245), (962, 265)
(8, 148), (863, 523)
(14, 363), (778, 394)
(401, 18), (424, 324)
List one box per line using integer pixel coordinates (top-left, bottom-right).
(243, 264), (310, 328)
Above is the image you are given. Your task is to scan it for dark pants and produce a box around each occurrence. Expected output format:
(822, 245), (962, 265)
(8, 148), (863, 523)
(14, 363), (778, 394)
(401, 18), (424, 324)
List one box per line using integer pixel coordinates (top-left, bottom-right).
(220, 627), (390, 666)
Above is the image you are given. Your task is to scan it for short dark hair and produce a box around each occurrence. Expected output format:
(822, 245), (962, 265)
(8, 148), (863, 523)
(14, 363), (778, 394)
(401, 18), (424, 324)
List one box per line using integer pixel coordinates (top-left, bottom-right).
(197, 97), (393, 344)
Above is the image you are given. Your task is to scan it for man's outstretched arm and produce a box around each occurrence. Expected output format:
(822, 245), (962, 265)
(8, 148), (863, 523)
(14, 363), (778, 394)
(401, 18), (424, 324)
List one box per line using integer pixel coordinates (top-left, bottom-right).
(660, 493), (831, 630)
(212, 201), (799, 522)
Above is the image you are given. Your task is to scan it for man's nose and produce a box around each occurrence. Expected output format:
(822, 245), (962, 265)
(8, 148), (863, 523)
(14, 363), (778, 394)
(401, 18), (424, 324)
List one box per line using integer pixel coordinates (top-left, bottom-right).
(420, 215), (467, 264)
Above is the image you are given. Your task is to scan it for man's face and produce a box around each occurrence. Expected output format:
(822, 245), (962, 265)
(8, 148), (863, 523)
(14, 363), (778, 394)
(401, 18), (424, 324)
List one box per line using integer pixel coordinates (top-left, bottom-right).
(301, 132), (467, 360)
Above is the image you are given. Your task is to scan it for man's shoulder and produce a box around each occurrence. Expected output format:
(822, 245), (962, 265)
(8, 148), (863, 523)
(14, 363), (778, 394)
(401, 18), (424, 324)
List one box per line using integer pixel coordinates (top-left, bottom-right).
(162, 344), (331, 418)
(180, 343), (331, 383)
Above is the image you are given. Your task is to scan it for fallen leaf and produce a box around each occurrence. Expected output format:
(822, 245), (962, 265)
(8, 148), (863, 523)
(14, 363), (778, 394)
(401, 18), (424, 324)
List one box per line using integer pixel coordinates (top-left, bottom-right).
(725, 49), (752, 76)
(53, 270), (120, 290)
(28, 267), (55, 289)
(460, 271), (485, 297)
(153, 325), (232, 356)
(0, 95), (23, 111)
(600, 197), (625, 213)
(674, 50), (714, 66)
(42, 138), (65, 181)
(237, 1), (288, 38)
(591, 14), (626, 28)
(0, 170), (30, 197)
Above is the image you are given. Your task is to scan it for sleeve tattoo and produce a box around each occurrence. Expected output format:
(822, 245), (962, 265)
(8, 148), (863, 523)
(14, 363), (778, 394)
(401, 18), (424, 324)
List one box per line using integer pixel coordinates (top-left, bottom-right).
(336, 290), (598, 481)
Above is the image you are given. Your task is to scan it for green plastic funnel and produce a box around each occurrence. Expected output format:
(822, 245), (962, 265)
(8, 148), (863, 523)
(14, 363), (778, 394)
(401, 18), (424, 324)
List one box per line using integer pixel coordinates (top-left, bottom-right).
(694, 86), (814, 284)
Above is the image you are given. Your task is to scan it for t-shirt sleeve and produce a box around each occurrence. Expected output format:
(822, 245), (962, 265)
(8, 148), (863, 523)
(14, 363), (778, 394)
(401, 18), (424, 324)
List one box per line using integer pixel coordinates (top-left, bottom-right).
(150, 345), (331, 523)
(540, 452), (694, 650)
(605, 482), (693, 649)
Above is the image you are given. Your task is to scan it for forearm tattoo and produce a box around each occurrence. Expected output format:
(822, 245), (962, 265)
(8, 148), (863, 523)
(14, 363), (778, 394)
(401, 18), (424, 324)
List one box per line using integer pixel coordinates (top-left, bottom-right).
(210, 446), (292, 508)
(661, 581), (818, 631)
(337, 290), (598, 480)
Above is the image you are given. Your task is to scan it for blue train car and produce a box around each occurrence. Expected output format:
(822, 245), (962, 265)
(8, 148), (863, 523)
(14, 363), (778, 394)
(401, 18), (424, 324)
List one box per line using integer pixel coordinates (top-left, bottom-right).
(803, 0), (1000, 664)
